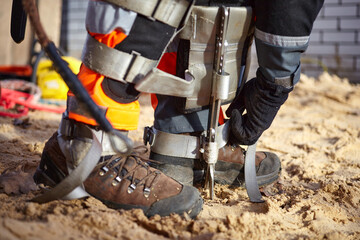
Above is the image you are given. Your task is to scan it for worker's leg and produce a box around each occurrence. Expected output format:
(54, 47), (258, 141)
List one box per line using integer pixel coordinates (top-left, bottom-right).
(147, 1), (280, 187)
(34, 0), (203, 218)
(148, 0), (323, 187)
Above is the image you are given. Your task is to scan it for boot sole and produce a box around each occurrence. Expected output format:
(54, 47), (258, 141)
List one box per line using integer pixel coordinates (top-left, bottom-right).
(89, 186), (203, 219)
(211, 168), (280, 187)
(155, 162), (280, 187)
(151, 152), (281, 187)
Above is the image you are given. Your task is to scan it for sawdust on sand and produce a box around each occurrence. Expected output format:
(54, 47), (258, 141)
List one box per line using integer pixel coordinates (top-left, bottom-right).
(0, 72), (359, 240)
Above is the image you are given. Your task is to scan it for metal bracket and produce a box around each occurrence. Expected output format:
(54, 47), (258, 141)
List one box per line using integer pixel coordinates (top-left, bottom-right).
(244, 142), (264, 203)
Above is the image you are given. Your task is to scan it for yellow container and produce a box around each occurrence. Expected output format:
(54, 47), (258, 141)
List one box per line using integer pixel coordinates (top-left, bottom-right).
(37, 56), (81, 99)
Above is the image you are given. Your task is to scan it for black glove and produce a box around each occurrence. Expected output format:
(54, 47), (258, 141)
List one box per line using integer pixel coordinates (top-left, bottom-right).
(226, 71), (293, 145)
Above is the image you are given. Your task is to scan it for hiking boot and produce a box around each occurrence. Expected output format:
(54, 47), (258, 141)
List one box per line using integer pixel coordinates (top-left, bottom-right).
(34, 131), (203, 218)
(150, 143), (281, 187)
(215, 144), (280, 186)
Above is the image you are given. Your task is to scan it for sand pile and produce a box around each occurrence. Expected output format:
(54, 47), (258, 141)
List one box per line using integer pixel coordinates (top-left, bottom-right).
(0, 72), (359, 239)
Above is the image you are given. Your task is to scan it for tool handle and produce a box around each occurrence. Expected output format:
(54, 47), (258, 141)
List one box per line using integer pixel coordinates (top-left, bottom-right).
(21, 0), (133, 155)
(45, 43), (133, 155)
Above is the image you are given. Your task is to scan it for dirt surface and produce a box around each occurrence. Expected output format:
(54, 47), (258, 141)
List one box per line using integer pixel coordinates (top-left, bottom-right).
(0, 72), (359, 240)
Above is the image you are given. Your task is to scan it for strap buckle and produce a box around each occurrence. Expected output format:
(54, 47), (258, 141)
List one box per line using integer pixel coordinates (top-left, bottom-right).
(143, 126), (156, 146)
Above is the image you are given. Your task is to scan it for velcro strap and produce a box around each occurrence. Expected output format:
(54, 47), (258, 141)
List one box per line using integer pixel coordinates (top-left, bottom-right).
(81, 35), (157, 83)
(102, 0), (191, 28)
(274, 64), (300, 88)
(274, 76), (293, 89)
(135, 68), (195, 97)
(149, 121), (230, 159)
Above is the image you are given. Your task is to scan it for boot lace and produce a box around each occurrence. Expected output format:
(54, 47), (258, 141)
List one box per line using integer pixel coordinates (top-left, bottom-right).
(97, 145), (160, 198)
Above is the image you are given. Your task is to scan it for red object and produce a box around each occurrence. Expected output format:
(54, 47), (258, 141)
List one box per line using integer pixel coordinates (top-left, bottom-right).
(0, 88), (65, 118)
(0, 65), (33, 77)
(154, 52), (226, 124)
(151, 52), (178, 110)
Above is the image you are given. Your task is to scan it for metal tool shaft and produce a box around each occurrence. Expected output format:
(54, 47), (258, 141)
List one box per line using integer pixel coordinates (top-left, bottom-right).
(205, 6), (229, 199)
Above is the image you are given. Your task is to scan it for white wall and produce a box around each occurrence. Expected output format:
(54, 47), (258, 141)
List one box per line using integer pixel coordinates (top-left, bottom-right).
(302, 0), (360, 83)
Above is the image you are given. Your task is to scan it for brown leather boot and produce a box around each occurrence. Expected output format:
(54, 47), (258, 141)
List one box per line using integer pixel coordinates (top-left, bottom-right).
(215, 144), (281, 186)
(150, 143), (281, 187)
(34, 132), (203, 218)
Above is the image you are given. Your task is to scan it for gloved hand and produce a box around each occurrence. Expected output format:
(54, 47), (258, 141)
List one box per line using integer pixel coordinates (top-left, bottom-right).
(226, 70), (293, 145)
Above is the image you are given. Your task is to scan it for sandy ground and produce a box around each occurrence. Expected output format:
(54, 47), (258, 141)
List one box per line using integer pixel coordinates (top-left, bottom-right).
(0, 72), (359, 240)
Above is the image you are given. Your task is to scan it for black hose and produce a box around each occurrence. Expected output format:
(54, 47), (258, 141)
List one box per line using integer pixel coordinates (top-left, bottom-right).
(21, 0), (133, 154)
(44, 42), (114, 132)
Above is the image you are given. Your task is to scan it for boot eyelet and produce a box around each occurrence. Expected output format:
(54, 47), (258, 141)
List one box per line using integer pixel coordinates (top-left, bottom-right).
(143, 187), (151, 198)
(127, 183), (136, 194)
(111, 176), (122, 186)
(99, 166), (109, 176)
